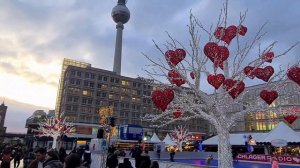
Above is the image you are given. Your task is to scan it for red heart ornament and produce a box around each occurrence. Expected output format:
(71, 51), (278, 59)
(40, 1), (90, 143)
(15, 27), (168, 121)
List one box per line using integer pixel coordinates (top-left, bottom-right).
(163, 88), (175, 104)
(284, 115), (298, 124)
(151, 88), (174, 111)
(190, 71), (195, 79)
(255, 66), (274, 82)
(223, 79), (245, 99)
(173, 109), (182, 118)
(243, 66), (256, 79)
(203, 42), (229, 69)
(214, 25), (238, 45)
(168, 70), (185, 87)
(203, 42), (219, 61)
(260, 90), (278, 105)
(238, 25), (247, 36)
(262, 52), (274, 63)
(287, 67), (300, 86)
(207, 74), (225, 89)
(165, 49), (186, 67)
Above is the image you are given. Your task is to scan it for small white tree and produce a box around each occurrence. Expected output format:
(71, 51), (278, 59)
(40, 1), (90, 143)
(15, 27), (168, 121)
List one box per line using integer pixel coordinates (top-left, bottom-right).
(35, 115), (74, 149)
(171, 125), (191, 152)
(143, 1), (300, 167)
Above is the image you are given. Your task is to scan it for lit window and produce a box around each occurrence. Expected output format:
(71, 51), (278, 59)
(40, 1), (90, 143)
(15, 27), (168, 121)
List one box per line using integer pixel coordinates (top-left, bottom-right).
(83, 90), (88, 96)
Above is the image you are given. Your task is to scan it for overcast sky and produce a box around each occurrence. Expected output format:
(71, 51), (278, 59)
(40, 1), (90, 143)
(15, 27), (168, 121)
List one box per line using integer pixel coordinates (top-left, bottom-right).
(0, 0), (299, 132)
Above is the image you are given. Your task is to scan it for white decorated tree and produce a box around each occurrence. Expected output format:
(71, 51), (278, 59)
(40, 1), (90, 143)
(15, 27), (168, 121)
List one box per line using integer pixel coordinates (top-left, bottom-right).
(35, 115), (74, 149)
(171, 125), (191, 152)
(143, 1), (300, 167)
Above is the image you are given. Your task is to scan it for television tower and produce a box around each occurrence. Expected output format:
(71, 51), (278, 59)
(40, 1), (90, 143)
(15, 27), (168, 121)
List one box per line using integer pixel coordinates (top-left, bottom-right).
(111, 0), (130, 75)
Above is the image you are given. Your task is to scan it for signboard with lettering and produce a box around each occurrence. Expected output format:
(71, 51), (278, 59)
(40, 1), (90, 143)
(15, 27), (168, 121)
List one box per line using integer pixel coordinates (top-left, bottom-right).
(237, 153), (300, 165)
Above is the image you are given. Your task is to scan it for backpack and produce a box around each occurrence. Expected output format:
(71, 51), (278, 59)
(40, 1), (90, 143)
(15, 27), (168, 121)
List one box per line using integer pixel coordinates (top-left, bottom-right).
(2, 154), (11, 162)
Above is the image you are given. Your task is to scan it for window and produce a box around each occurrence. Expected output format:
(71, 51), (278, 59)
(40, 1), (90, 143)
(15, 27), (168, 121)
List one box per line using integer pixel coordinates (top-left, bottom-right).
(83, 90), (88, 96)
(76, 80), (81, 85)
(84, 80), (89, 86)
(91, 73), (95, 79)
(82, 98), (87, 104)
(110, 77), (115, 83)
(98, 75), (103, 81)
(89, 82), (94, 88)
(121, 80), (130, 86)
(87, 98), (93, 104)
(70, 79), (75, 84)
(115, 78), (120, 84)
(103, 76), (108, 81)
(85, 72), (90, 78)
(101, 92), (107, 98)
(71, 70), (76, 76)
(96, 91), (101, 97)
(77, 71), (81, 77)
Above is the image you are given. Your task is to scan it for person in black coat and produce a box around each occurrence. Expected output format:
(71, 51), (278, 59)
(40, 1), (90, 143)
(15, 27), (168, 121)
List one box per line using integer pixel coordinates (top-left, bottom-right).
(58, 147), (67, 163)
(106, 148), (118, 168)
(139, 150), (151, 168)
(82, 145), (91, 168)
(118, 158), (133, 168)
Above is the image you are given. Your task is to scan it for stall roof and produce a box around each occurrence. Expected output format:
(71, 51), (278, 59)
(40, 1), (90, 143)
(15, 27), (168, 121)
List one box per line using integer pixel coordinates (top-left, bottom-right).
(150, 132), (161, 143)
(163, 133), (177, 146)
(256, 121), (300, 143)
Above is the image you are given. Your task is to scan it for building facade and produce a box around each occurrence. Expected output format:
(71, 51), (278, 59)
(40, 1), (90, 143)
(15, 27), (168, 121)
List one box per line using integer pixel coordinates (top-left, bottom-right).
(56, 58), (208, 139)
(230, 81), (300, 133)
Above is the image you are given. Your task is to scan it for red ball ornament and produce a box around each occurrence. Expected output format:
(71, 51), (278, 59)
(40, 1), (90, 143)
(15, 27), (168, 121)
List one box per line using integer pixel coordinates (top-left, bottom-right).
(260, 90), (278, 105)
(207, 74), (225, 89)
(287, 67), (300, 86)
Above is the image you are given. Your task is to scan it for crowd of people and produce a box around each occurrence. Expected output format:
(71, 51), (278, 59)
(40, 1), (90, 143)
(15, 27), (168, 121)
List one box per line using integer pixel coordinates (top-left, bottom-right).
(0, 144), (91, 168)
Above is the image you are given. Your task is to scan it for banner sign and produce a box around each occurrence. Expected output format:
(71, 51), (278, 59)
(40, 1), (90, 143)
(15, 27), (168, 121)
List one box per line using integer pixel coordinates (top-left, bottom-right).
(237, 153), (300, 165)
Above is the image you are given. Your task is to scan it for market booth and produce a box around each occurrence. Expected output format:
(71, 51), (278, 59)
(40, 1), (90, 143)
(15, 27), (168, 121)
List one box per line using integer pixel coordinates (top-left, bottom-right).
(237, 122), (300, 165)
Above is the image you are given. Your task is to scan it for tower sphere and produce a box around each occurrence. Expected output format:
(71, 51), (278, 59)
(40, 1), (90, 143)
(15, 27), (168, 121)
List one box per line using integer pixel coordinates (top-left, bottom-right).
(111, 4), (130, 24)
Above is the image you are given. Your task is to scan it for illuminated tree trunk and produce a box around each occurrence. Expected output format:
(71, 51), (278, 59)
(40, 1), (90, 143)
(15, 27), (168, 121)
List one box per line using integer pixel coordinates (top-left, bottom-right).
(52, 136), (58, 149)
(217, 124), (233, 168)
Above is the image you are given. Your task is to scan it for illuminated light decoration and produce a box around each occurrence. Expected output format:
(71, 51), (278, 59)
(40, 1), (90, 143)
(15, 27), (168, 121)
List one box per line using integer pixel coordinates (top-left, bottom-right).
(207, 74), (225, 89)
(261, 52), (274, 63)
(243, 66), (256, 79)
(151, 88), (174, 111)
(238, 25), (247, 36)
(287, 67), (300, 86)
(284, 115), (298, 124)
(168, 70), (186, 87)
(165, 48), (186, 67)
(223, 79), (245, 99)
(203, 42), (229, 69)
(254, 66), (274, 82)
(260, 90), (278, 105)
(214, 25), (238, 45)
(34, 115), (74, 149)
(171, 125), (191, 152)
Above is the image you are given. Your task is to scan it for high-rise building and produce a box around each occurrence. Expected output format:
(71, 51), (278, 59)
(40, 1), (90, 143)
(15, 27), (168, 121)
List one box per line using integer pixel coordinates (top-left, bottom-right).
(0, 101), (7, 135)
(55, 58), (91, 116)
